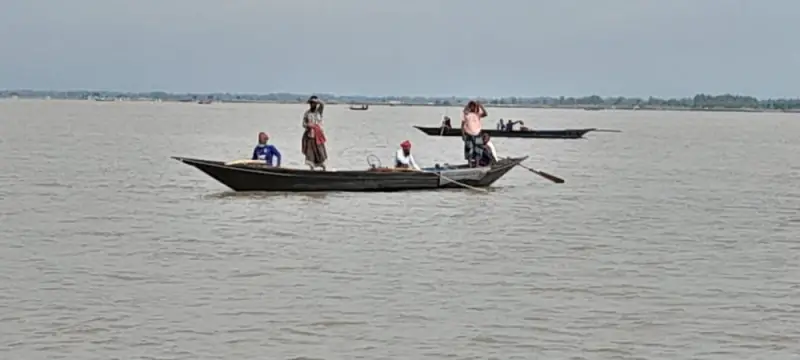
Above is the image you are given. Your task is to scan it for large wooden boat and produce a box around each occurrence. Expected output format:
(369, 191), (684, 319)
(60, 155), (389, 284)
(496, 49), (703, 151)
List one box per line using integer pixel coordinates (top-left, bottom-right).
(172, 156), (527, 192)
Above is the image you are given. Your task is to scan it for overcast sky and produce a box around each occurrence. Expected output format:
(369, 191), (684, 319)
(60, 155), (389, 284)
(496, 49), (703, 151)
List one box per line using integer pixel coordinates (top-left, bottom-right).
(1, 0), (797, 98)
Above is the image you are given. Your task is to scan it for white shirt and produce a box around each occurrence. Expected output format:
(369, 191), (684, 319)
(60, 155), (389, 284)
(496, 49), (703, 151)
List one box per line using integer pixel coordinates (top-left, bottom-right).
(485, 140), (499, 161)
(395, 149), (421, 170)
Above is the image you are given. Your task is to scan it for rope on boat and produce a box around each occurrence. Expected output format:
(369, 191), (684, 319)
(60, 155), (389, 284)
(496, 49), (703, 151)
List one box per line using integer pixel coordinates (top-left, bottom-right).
(365, 154), (382, 169)
(218, 163), (311, 177)
(435, 173), (488, 193)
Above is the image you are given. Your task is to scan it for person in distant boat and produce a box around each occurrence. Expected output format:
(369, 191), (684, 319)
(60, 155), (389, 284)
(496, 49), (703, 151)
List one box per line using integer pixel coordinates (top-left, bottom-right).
(477, 132), (499, 167)
(441, 116), (452, 129)
(395, 140), (421, 170)
(462, 100), (488, 167)
(497, 118), (505, 130)
(505, 119), (523, 131)
(301, 95), (328, 171)
(252, 132), (282, 167)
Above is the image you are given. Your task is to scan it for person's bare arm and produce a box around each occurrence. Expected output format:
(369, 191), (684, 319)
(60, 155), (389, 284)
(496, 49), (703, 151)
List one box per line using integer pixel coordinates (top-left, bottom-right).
(479, 104), (488, 118)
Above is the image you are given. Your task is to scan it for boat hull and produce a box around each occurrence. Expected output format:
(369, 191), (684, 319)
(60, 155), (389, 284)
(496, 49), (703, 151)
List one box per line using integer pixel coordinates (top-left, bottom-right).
(413, 126), (595, 139)
(172, 156), (527, 192)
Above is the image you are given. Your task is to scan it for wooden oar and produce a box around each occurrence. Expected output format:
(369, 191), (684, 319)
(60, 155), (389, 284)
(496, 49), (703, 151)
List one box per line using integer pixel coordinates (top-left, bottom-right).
(517, 163), (565, 184)
(591, 128), (622, 133)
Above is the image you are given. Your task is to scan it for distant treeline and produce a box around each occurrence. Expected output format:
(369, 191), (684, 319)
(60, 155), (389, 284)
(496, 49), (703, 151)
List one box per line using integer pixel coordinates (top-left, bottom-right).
(2, 90), (799, 110)
(482, 94), (800, 110)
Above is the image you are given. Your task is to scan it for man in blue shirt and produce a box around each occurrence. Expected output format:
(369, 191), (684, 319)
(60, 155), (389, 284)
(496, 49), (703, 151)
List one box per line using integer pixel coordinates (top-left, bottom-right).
(252, 132), (282, 167)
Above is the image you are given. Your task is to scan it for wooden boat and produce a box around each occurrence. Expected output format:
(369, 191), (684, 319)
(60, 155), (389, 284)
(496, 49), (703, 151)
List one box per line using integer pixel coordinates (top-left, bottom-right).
(172, 156), (527, 192)
(349, 104), (369, 110)
(413, 126), (596, 139)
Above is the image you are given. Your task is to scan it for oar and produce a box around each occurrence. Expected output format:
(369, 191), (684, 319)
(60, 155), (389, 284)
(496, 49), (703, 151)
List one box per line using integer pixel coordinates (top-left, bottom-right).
(591, 128), (622, 133)
(517, 163), (565, 184)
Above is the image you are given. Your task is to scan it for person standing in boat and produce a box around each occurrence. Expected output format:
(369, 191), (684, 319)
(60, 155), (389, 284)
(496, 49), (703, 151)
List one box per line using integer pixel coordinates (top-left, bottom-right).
(395, 140), (421, 170)
(252, 132), (282, 167)
(301, 95), (328, 171)
(462, 100), (488, 167)
(497, 118), (505, 130)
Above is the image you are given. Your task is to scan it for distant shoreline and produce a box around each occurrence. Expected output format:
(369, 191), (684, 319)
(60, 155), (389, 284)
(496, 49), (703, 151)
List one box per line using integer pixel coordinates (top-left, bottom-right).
(2, 90), (799, 114)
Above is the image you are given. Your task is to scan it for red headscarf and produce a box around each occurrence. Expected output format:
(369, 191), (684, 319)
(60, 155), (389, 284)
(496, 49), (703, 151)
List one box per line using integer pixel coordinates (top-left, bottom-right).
(400, 140), (411, 149)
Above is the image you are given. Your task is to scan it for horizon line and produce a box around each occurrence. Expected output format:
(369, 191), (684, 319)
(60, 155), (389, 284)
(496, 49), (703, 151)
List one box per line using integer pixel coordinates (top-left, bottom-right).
(2, 88), (799, 101)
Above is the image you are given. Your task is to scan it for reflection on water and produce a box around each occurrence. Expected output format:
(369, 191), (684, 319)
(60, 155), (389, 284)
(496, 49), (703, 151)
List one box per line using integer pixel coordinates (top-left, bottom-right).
(204, 191), (332, 200)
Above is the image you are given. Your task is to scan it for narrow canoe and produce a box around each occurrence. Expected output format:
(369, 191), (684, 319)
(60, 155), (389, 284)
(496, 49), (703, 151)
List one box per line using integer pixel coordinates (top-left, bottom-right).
(413, 126), (596, 139)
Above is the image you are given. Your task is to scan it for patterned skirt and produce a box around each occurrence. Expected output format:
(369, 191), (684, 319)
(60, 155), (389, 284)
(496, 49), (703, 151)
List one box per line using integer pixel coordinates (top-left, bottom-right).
(301, 129), (328, 167)
(463, 133), (485, 166)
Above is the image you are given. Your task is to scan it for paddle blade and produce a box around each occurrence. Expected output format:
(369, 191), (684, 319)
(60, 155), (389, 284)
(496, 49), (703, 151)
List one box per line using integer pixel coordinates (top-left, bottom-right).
(529, 168), (565, 184)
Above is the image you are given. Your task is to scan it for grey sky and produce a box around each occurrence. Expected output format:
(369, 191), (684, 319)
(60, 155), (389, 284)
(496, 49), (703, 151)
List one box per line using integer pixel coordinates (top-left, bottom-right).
(1, 0), (797, 98)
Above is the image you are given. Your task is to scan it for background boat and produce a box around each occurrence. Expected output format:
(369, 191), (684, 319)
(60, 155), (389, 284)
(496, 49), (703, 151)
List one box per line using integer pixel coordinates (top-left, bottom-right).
(349, 104), (369, 110)
(413, 126), (597, 139)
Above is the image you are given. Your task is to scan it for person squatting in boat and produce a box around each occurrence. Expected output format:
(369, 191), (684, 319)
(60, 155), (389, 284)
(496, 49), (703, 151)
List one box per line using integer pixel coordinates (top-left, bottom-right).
(477, 132), (499, 167)
(462, 100), (488, 167)
(441, 116), (452, 129)
(301, 95), (328, 171)
(252, 132), (282, 167)
(395, 140), (421, 170)
(504, 119), (526, 131)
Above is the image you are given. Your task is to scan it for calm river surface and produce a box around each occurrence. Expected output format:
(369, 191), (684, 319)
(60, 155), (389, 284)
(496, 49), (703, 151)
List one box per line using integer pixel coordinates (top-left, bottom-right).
(1, 100), (798, 359)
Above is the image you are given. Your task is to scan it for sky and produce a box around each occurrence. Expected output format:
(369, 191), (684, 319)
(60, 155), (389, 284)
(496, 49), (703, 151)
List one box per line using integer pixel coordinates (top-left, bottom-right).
(1, 0), (798, 98)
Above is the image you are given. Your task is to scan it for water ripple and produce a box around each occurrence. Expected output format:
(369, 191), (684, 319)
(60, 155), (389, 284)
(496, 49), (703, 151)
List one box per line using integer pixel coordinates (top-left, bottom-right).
(0, 101), (798, 359)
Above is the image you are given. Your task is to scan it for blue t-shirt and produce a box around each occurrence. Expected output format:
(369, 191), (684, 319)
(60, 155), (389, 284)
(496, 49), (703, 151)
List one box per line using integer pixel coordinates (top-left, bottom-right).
(252, 144), (282, 166)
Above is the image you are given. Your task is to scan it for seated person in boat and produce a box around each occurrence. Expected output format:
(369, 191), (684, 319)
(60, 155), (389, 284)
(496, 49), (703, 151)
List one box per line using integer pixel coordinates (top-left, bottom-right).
(441, 116), (452, 129)
(477, 132), (499, 167)
(395, 140), (421, 171)
(252, 132), (282, 167)
(518, 121), (530, 131)
(504, 119), (523, 131)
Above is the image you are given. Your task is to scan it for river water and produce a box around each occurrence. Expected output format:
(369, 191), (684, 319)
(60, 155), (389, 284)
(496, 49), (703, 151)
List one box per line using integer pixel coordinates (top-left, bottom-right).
(1, 99), (798, 359)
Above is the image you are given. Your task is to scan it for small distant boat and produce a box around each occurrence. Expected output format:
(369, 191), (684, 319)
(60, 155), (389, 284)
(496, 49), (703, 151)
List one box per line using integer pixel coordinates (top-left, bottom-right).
(349, 104), (369, 111)
(413, 126), (597, 139)
(171, 156), (527, 192)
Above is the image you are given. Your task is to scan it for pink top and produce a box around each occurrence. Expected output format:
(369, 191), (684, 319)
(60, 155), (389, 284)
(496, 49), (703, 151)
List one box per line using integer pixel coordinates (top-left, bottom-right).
(462, 112), (482, 136)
